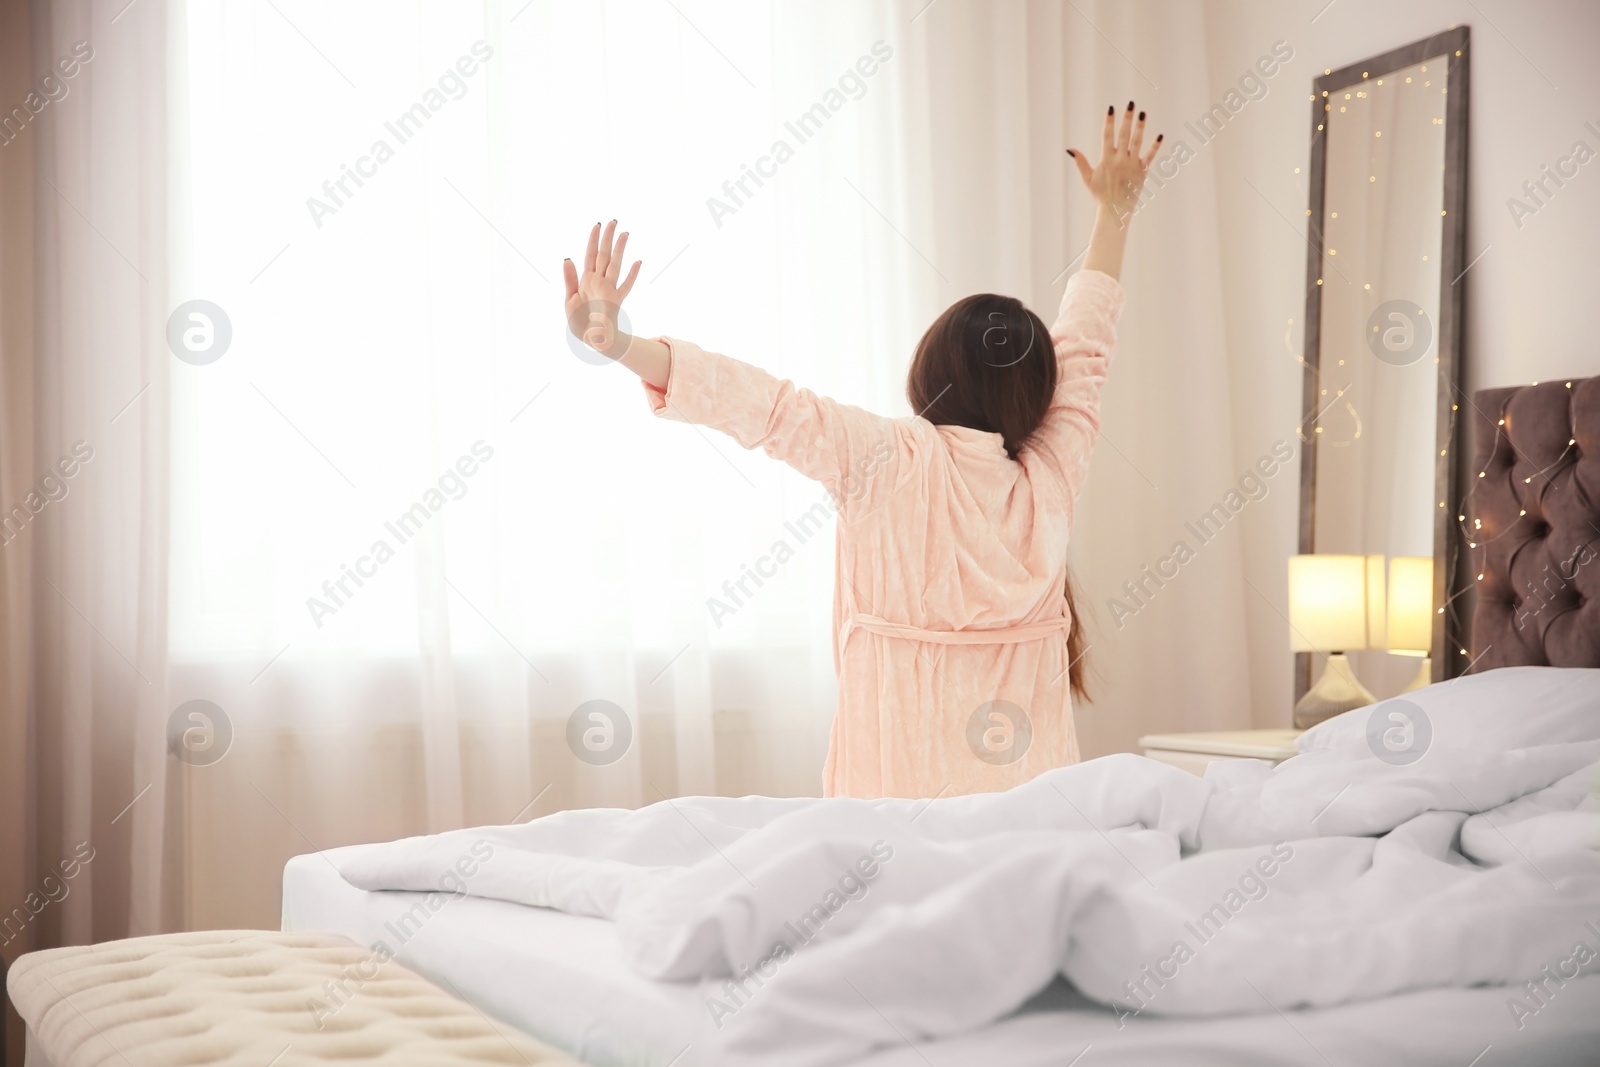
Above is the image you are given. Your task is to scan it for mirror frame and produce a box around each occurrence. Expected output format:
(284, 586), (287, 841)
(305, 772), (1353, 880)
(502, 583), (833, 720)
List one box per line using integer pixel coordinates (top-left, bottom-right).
(1295, 26), (1472, 702)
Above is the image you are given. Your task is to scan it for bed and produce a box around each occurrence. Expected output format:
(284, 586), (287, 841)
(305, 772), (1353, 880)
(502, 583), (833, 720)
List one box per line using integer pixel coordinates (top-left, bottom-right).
(283, 844), (1600, 1067)
(282, 377), (1600, 1067)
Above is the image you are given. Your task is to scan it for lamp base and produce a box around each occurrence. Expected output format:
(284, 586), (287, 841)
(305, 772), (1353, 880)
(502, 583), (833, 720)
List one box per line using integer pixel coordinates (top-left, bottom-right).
(1294, 652), (1376, 729)
(1399, 654), (1433, 693)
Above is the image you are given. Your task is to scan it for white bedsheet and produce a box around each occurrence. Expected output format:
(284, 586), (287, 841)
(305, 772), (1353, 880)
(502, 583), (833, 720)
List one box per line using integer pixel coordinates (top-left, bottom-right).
(306, 669), (1600, 1065)
(283, 848), (1600, 1067)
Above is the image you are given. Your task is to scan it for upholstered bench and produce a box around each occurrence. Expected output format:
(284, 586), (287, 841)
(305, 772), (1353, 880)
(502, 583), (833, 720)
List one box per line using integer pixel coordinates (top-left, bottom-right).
(6, 929), (583, 1066)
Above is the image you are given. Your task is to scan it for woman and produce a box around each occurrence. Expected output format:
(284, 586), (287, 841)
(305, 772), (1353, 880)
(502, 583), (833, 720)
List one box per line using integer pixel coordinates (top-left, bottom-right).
(564, 103), (1159, 798)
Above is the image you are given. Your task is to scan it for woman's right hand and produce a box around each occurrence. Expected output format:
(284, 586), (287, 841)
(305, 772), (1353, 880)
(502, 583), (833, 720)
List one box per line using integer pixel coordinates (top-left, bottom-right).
(1068, 101), (1162, 224)
(564, 220), (641, 356)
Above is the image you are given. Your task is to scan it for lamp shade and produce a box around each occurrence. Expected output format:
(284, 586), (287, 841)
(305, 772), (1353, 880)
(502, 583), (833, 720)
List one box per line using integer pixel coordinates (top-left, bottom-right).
(1288, 554), (1384, 653)
(1386, 556), (1434, 653)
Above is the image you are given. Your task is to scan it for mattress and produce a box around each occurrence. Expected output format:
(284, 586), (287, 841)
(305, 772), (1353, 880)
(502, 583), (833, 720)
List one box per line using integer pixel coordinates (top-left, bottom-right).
(283, 846), (1600, 1067)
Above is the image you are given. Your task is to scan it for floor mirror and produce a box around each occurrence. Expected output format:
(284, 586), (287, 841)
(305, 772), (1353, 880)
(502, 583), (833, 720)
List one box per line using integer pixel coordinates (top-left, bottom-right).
(1294, 27), (1472, 715)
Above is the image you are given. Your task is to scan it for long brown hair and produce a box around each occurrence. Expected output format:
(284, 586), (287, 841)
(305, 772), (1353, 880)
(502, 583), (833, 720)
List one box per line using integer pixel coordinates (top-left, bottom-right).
(906, 293), (1091, 702)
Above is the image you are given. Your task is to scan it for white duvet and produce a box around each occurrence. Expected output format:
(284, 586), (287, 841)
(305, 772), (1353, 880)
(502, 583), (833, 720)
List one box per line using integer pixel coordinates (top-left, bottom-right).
(338, 668), (1600, 1066)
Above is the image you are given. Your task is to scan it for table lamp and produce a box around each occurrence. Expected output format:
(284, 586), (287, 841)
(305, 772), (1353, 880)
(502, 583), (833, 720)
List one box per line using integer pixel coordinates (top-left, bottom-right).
(1386, 555), (1434, 692)
(1288, 554), (1384, 728)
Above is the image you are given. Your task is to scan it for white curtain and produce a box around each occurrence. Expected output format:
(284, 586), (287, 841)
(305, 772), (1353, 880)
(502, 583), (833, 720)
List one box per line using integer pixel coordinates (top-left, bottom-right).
(13, 0), (1260, 937)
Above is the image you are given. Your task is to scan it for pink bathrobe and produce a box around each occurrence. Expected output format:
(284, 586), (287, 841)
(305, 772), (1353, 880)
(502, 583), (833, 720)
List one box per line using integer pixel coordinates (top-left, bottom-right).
(644, 269), (1125, 799)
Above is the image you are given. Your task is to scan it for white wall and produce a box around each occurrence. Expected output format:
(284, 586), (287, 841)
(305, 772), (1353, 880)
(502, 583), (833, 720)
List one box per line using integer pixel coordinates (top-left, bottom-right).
(1201, 0), (1600, 728)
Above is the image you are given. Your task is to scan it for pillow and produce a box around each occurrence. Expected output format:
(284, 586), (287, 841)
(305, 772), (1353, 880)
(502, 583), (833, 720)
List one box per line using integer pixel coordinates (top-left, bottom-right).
(1295, 666), (1600, 754)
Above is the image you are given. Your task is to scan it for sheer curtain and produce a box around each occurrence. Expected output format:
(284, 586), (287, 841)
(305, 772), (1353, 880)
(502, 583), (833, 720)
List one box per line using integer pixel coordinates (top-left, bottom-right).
(168, 0), (937, 927)
(7, 0), (177, 956)
(9, 0), (1260, 941)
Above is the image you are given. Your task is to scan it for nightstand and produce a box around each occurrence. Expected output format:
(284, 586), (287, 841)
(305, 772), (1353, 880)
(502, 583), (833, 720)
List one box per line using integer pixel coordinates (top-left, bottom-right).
(1138, 728), (1303, 776)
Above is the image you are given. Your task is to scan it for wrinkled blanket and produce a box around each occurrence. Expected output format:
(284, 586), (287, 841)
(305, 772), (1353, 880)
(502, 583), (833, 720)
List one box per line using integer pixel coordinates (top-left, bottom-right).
(338, 672), (1600, 1066)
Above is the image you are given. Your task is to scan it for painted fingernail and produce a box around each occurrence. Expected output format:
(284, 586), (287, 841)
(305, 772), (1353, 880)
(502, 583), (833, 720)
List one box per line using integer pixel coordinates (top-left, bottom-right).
(1155, 134), (1164, 141)
(1138, 111), (1146, 120)
(1108, 105), (1114, 115)
(1127, 100), (1134, 110)
(1066, 148), (1076, 157)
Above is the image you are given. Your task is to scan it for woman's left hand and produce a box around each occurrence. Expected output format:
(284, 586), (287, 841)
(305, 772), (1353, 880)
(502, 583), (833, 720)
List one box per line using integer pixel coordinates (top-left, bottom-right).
(564, 220), (641, 355)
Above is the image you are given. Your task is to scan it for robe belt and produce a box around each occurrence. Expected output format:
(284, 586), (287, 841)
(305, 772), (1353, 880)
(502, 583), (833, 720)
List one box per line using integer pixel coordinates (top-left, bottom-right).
(842, 613), (1069, 646)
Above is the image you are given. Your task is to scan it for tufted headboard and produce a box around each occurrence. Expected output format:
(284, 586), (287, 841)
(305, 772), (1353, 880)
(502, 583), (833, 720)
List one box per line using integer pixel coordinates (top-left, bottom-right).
(1467, 376), (1600, 669)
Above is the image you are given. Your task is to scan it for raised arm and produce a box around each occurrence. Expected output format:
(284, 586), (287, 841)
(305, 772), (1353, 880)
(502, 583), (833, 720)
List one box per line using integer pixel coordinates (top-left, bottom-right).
(563, 222), (903, 510)
(1026, 102), (1160, 513)
(1070, 100), (1161, 278)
